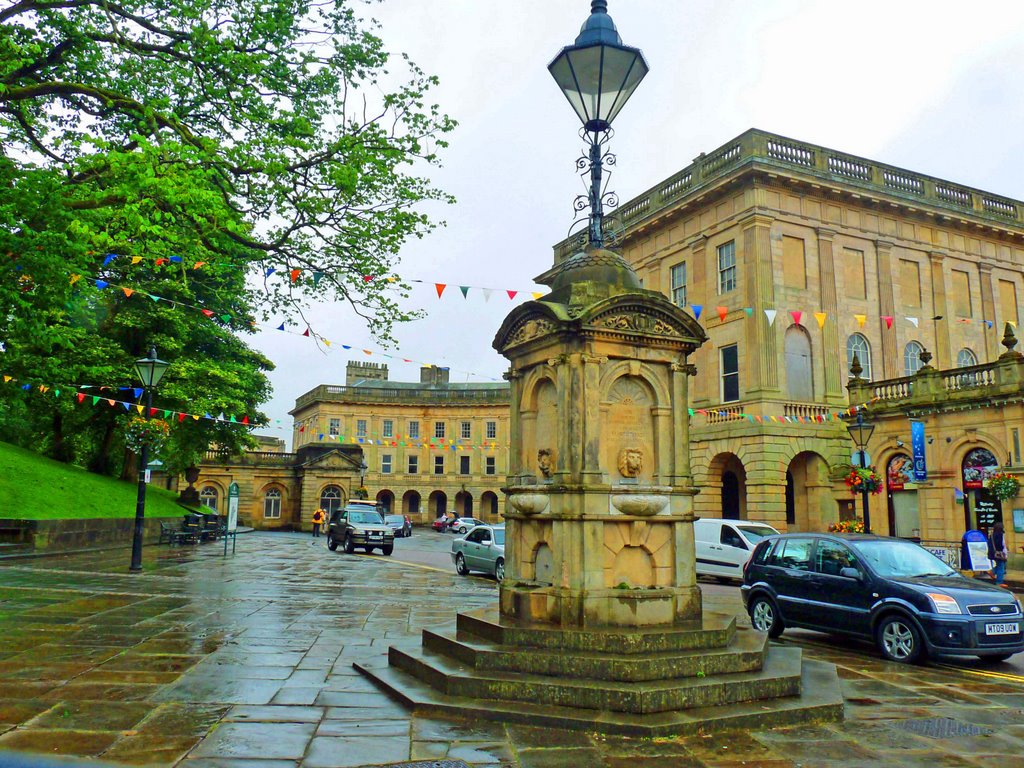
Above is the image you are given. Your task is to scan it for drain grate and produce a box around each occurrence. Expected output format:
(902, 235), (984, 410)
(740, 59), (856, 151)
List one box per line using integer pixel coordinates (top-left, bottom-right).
(376, 762), (472, 768)
(894, 717), (992, 738)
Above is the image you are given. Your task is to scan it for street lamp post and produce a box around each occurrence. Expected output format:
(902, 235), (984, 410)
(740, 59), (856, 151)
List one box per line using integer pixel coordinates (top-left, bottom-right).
(847, 410), (876, 534)
(358, 460), (368, 497)
(549, 0), (649, 247)
(130, 346), (170, 572)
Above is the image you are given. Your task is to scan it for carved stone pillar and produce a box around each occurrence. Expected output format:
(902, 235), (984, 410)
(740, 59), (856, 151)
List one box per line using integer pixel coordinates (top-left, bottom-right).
(671, 362), (694, 484)
(816, 228), (842, 400)
(929, 251), (950, 368)
(979, 261), (997, 362)
(581, 354), (605, 479)
(875, 240), (898, 378)
(505, 368), (523, 479)
(742, 213), (779, 395)
(687, 235), (708, 402)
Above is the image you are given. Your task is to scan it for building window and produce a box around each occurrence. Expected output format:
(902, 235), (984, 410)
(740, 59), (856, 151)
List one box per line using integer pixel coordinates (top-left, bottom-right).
(382, 419), (393, 438)
(846, 334), (872, 381)
(720, 344), (739, 402)
(356, 419), (367, 438)
(485, 421), (497, 439)
(460, 455), (471, 475)
(1013, 428), (1021, 465)
(460, 421), (471, 440)
(904, 341), (925, 376)
(434, 421), (446, 439)
(952, 270), (972, 317)
(434, 455), (445, 475)
(670, 262), (687, 307)
(781, 236), (806, 289)
(408, 455), (419, 474)
(328, 418), (340, 436)
(408, 420), (420, 439)
(717, 241), (736, 294)
(957, 348), (978, 368)
(320, 485), (343, 514)
(486, 456), (496, 475)
(200, 486), (219, 510)
(263, 488), (281, 519)
(381, 454), (392, 474)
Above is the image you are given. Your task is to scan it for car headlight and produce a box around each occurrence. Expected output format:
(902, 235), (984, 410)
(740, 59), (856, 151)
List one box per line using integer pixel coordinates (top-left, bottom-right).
(927, 593), (961, 615)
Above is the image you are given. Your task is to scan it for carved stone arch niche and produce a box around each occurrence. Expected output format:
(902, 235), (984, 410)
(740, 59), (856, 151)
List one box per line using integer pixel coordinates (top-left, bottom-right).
(601, 373), (658, 485)
(521, 369), (559, 481)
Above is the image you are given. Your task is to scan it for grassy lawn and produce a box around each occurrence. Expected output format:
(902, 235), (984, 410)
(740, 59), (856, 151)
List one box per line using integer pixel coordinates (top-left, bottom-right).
(0, 441), (189, 520)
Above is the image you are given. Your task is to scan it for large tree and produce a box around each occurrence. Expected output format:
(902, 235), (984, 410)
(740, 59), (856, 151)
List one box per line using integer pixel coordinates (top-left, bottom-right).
(0, 0), (454, 470)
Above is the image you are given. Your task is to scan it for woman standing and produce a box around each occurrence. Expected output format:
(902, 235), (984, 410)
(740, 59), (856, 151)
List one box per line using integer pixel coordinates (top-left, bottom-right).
(988, 522), (1009, 587)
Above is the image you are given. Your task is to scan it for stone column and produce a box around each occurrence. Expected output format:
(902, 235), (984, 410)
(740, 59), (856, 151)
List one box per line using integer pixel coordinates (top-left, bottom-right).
(929, 251), (950, 368)
(742, 213), (779, 395)
(671, 362), (694, 484)
(979, 261), (997, 361)
(816, 228), (842, 401)
(581, 354), (604, 480)
(688, 235), (708, 402)
(653, 405), (673, 483)
(505, 368), (523, 479)
(553, 356), (570, 481)
(875, 240), (898, 378)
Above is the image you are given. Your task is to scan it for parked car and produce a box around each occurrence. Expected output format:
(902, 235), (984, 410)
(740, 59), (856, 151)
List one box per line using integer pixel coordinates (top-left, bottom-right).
(694, 518), (779, 582)
(452, 524), (505, 581)
(327, 501), (394, 555)
(384, 514), (413, 537)
(448, 517), (484, 535)
(742, 533), (1023, 664)
(431, 516), (451, 532)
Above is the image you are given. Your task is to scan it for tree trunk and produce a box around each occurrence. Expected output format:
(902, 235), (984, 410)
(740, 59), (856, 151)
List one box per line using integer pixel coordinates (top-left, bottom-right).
(87, 419), (117, 475)
(50, 410), (75, 463)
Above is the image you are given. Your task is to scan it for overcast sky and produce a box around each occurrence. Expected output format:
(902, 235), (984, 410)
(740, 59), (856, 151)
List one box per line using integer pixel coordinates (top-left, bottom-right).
(252, 0), (1024, 448)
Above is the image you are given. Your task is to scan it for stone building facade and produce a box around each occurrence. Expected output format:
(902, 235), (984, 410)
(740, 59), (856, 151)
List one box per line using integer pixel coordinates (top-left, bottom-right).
(550, 128), (1024, 540)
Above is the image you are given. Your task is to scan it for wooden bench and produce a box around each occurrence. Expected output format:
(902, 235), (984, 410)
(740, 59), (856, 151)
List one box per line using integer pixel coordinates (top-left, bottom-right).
(159, 522), (197, 546)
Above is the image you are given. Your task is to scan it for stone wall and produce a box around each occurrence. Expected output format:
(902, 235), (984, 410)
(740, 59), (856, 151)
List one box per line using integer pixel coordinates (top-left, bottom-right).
(0, 516), (181, 552)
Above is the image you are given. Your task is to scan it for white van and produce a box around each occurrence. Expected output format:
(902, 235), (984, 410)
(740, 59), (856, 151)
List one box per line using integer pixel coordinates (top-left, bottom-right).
(693, 518), (779, 582)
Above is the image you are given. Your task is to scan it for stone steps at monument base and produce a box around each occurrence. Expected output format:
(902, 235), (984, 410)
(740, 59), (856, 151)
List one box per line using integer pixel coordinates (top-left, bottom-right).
(354, 657), (844, 737)
(423, 624), (769, 682)
(387, 643), (804, 715)
(456, 605), (735, 654)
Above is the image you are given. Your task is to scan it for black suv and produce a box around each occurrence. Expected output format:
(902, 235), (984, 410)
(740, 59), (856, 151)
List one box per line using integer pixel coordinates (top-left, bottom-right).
(742, 533), (1023, 663)
(327, 501), (394, 555)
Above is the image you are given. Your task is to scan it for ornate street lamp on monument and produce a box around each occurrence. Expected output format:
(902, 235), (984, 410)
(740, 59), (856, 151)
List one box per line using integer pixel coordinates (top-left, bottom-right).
(549, 0), (648, 247)
(129, 346), (170, 572)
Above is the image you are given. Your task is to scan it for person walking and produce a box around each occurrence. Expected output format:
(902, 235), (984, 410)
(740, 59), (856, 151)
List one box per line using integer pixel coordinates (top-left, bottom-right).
(989, 521), (1009, 587)
(311, 507), (326, 539)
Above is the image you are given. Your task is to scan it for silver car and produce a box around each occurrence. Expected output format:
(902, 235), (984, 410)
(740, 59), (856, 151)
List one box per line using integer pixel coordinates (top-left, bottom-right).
(448, 517), (484, 535)
(451, 524), (505, 581)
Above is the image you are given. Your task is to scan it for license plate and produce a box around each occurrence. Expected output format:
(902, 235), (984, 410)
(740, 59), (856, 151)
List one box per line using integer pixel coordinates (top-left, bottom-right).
(985, 622), (1019, 636)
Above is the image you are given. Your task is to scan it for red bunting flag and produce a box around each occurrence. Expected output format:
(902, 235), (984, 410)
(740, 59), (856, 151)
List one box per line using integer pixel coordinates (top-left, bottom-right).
(290, 269), (301, 283)
(201, 309), (214, 318)
(363, 275), (374, 283)
(178, 412), (186, 422)
(76, 393), (85, 403)
(435, 283), (446, 298)
(302, 328), (310, 337)
(193, 262), (206, 269)
(883, 316), (894, 329)
(506, 290), (518, 300)
(155, 258), (168, 266)
(241, 415), (249, 425)
(790, 310), (803, 325)
(149, 408), (158, 417)
(716, 306), (727, 322)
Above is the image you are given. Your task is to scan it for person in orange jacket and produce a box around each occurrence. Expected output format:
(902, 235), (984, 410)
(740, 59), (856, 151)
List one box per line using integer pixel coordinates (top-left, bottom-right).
(311, 507), (326, 538)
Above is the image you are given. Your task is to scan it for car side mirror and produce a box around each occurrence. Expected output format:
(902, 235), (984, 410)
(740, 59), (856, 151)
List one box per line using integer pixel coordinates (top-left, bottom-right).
(839, 567), (861, 580)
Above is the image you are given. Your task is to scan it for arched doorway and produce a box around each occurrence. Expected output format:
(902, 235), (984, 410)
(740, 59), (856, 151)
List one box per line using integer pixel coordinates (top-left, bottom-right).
(455, 490), (473, 516)
(722, 472), (740, 519)
(376, 489), (395, 514)
(402, 490), (421, 517)
(784, 326), (813, 401)
(481, 491), (499, 520)
(785, 452), (831, 531)
(885, 453), (920, 538)
(703, 453), (747, 521)
(961, 447), (1002, 531)
(429, 490), (448, 518)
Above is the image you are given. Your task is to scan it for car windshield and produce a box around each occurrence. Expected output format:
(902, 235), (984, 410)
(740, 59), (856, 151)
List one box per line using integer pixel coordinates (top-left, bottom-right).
(493, 529), (505, 545)
(385, 516), (403, 524)
(348, 512), (383, 525)
(737, 525), (776, 543)
(852, 539), (957, 578)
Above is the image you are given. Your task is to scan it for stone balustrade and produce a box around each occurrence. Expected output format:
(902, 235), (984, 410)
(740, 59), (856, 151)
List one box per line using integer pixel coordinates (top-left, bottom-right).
(553, 128), (1024, 262)
(293, 383), (510, 410)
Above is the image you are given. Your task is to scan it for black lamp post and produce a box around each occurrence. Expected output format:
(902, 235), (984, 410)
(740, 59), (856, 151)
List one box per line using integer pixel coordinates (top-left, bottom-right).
(359, 460), (368, 494)
(846, 410), (876, 534)
(130, 346), (170, 572)
(549, 0), (648, 247)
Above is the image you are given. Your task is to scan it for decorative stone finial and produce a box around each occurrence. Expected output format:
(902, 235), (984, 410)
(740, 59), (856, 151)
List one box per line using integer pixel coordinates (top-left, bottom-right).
(850, 353), (863, 380)
(917, 347), (933, 369)
(1001, 322), (1020, 358)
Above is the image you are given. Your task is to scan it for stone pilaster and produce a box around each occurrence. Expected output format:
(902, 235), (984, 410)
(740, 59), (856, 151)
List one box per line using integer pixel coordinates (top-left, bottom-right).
(816, 228), (842, 400)
(929, 252), (950, 368)
(688, 235), (708, 402)
(979, 261), (997, 362)
(671, 362), (694, 484)
(875, 240), (898, 378)
(581, 354), (605, 479)
(505, 368), (523, 479)
(742, 213), (779, 395)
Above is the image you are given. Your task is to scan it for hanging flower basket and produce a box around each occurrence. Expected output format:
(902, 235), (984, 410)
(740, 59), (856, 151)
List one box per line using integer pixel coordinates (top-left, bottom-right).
(354, 486), (369, 500)
(844, 465), (883, 495)
(124, 416), (170, 454)
(985, 472), (1021, 501)
(828, 518), (866, 534)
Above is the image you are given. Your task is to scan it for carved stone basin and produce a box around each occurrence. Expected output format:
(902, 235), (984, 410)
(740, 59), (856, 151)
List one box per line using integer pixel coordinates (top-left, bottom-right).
(610, 493), (669, 517)
(507, 493), (550, 515)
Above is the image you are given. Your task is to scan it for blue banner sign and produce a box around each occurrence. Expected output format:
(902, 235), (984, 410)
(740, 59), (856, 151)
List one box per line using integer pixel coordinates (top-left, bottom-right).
(910, 420), (927, 482)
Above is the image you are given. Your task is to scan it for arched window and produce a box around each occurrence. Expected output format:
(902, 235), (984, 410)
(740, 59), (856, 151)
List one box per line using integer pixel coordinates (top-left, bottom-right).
(904, 341), (925, 376)
(957, 348), (978, 368)
(264, 488), (281, 519)
(200, 486), (219, 510)
(320, 485), (343, 515)
(846, 334), (872, 380)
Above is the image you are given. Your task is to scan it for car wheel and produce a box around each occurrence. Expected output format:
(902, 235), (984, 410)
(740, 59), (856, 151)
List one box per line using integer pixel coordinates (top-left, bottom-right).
(343, 534), (355, 554)
(458, 526), (467, 534)
(877, 615), (924, 663)
(494, 558), (505, 583)
(977, 653), (1012, 664)
(327, 536), (338, 551)
(455, 553), (469, 575)
(382, 545), (393, 556)
(749, 595), (784, 638)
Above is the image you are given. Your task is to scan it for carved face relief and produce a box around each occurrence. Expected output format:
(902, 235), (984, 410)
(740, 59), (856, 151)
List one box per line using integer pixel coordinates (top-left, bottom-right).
(618, 447), (643, 478)
(537, 448), (553, 478)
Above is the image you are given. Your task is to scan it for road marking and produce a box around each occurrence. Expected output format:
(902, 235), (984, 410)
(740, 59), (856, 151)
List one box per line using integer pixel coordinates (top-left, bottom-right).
(933, 663), (1024, 683)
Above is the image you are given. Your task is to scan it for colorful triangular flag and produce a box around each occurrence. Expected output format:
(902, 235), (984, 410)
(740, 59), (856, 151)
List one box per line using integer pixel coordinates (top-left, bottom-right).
(814, 312), (827, 328)
(764, 309), (777, 326)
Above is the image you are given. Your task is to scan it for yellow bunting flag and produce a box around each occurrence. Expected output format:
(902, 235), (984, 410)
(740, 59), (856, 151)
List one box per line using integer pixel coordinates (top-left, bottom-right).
(136, 405), (144, 413)
(814, 312), (827, 328)
(854, 314), (866, 328)
(131, 256), (143, 264)
(70, 274), (81, 285)
(532, 292), (544, 300)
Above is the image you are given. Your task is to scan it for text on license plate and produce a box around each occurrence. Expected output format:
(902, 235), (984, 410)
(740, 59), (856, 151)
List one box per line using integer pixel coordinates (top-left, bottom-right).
(985, 622), (1019, 636)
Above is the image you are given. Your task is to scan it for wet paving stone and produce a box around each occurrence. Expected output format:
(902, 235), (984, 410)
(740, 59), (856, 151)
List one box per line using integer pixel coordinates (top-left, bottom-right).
(0, 727), (120, 757)
(303, 734), (409, 768)
(0, 700), (54, 725)
(225, 705), (325, 723)
(188, 721), (317, 760)
(28, 700), (153, 731)
(517, 746), (607, 768)
(102, 733), (202, 765)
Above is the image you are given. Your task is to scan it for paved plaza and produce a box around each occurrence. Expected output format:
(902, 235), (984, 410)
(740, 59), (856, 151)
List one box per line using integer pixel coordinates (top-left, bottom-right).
(0, 532), (1022, 767)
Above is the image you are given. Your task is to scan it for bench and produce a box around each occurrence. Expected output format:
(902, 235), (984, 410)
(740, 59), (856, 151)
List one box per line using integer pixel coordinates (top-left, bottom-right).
(159, 522), (197, 546)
